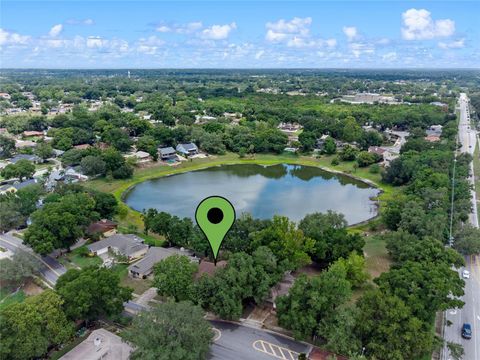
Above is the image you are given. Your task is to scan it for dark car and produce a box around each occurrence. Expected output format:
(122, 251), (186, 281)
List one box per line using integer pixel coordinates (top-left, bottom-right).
(462, 323), (472, 339)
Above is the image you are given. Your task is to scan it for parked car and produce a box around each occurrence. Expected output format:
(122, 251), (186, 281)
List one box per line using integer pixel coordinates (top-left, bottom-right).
(462, 323), (472, 339)
(462, 269), (470, 279)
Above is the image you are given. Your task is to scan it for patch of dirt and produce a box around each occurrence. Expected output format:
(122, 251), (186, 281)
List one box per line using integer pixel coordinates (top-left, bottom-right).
(23, 280), (44, 296)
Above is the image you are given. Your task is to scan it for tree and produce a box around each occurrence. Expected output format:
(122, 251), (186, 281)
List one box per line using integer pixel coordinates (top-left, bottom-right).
(453, 224), (480, 255)
(342, 116), (362, 142)
(80, 155), (106, 176)
(356, 151), (380, 167)
(154, 255), (198, 301)
(375, 260), (464, 323)
(339, 144), (358, 161)
(0, 251), (40, 288)
(0, 135), (15, 158)
(335, 252), (369, 289)
(0, 290), (74, 360)
(323, 136), (337, 154)
(123, 301), (212, 360)
(252, 215), (314, 271)
(1, 159), (35, 181)
(35, 141), (53, 161)
(55, 267), (132, 321)
(356, 290), (434, 360)
(24, 193), (98, 254)
(298, 131), (316, 152)
(276, 264), (352, 339)
(299, 212), (364, 264)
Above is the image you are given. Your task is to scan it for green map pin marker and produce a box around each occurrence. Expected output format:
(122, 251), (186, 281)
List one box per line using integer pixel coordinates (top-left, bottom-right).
(195, 196), (236, 264)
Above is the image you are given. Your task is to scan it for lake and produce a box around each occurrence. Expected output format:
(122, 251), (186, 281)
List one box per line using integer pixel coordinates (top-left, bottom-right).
(124, 164), (380, 224)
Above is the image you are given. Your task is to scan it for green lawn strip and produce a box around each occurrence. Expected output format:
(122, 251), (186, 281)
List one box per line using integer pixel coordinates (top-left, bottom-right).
(363, 235), (391, 279)
(473, 141), (480, 223)
(0, 289), (26, 310)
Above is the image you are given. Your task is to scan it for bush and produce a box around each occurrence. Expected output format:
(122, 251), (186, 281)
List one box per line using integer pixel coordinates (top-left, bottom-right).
(369, 163), (381, 174)
(331, 157), (340, 166)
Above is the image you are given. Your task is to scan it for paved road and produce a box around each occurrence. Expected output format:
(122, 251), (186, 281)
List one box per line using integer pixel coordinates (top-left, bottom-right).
(209, 320), (311, 360)
(0, 231), (66, 286)
(443, 93), (480, 360)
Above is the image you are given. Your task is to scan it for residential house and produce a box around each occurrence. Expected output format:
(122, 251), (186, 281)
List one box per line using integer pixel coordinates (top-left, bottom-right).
(125, 151), (152, 163)
(59, 328), (133, 360)
(176, 143), (198, 156)
(15, 140), (37, 149)
(425, 134), (441, 142)
(87, 219), (118, 238)
(0, 179), (38, 195)
(52, 149), (65, 157)
(87, 234), (148, 262)
(315, 134), (330, 150)
(0, 93), (11, 100)
(64, 168), (88, 182)
(159, 147), (177, 160)
(73, 144), (91, 150)
(22, 130), (44, 138)
(426, 125), (443, 137)
(9, 154), (41, 164)
(368, 146), (386, 157)
(128, 246), (198, 279)
(195, 260), (227, 279)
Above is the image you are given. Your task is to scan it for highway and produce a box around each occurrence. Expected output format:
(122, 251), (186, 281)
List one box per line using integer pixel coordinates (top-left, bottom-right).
(443, 93), (480, 360)
(0, 231), (66, 286)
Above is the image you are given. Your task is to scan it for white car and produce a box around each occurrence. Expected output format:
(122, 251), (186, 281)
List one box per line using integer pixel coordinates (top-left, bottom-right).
(462, 270), (470, 279)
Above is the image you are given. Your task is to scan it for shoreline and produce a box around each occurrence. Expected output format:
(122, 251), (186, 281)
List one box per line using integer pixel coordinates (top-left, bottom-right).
(86, 153), (391, 230)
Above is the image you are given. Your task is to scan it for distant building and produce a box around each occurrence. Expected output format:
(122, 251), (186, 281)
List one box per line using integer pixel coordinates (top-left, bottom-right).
(15, 140), (37, 149)
(426, 124), (443, 137)
(125, 151), (152, 163)
(0, 93), (11, 100)
(159, 146), (176, 160)
(73, 144), (92, 150)
(22, 130), (44, 138)
(59, 328), (133, 360)
(176, 143), (198, 156)
(128, 246), (197, 279)
(267, 272), (295, 309)
(368, 146), (386, 156)
(425, 135), (441, 142)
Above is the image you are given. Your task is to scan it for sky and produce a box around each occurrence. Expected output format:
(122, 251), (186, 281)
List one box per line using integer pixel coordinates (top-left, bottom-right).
(1, 1), (479, 68)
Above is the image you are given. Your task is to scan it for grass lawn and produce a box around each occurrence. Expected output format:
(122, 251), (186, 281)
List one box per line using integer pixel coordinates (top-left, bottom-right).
(0, 289), (26, 310)
(121, 275), (154, 295)
(63, 246), (103, 268)
(363, 235), (391, 279)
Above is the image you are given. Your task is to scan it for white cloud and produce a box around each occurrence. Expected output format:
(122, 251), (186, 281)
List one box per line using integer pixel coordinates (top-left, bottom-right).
(66, 18), (94, 26)
(401, 9), (455, 40)
(201, 23), (237, 40)
(265, 17), (311, 42)
(135, 36), (164, 54)
(255, 50), (265, 59)
(438, 38), (465, 49)
(0, 28), (30, 45)
(382, 52), (397, 61)
(325, 38), (337, 48)
(156, 22), (203, 34)
(349, 42), (375, 58)
(86, 36), (106, 48)
(49, 24), (63, 37)
(342, 26), (358, 41)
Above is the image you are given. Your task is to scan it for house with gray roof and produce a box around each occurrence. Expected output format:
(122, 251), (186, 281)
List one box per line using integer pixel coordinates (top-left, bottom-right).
(176, 143), (198, 156)
(158, 146), (176, 160)
(60, 328), (132, 360)
(128, 246), (198, 279)
(87, 234), (148, 261)
(9, 154), (41, 164)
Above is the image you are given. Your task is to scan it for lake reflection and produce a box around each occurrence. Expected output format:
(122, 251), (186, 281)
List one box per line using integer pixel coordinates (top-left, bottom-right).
(124, 164), (380, 224)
